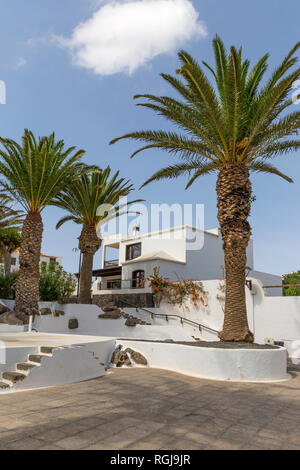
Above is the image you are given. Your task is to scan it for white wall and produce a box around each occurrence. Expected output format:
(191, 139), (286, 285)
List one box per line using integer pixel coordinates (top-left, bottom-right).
(33, 303), (194, 342)
(120, 278), (300, 347)
(119, 230), (254, 284)
(117, 339), (289, 383)
(12, 340), (114, 392)
(10, 253), (62, 273)
(250, 270), (282, 296)
(251, 278), (300, 343)
(119, 226), (187, 264)
(99, 226), (282, 298)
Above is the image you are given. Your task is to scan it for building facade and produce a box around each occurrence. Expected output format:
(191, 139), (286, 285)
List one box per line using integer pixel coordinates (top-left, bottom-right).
(9, 249), (62, 272)
(92, 225), (282, 302)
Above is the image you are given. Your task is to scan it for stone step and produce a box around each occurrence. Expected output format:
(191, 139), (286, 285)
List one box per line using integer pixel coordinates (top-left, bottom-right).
(2, 371), (26, 383)
(0, 381), (10, 389)
(40, 346), (55, 355)
(17, 362), (37, 372)
(28, 353), (50, 364)
(102, 306), (119, 312)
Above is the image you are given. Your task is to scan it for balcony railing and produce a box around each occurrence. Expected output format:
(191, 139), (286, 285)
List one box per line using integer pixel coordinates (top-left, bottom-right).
(103, 259), (119, 267)
(97, 279), (145, 290)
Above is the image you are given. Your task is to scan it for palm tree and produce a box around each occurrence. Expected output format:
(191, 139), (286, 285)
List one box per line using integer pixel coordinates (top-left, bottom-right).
(0, 194), (23, 276)
(0, 130), (85, 316)
(0, 228), (21, 276)
(110, 37), (300, 342)
(53, 167), (142, 304)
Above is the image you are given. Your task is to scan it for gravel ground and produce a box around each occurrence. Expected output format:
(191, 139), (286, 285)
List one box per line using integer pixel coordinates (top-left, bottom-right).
(118, 338), (279, 349)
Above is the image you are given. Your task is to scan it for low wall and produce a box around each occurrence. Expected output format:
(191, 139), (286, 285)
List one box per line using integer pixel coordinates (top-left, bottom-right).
(33, 304), (194, 342)
(251, 278), (300, 344)
(2, 275), (300, 349)
(93, 292), (154, 309)
(153, 279), (300, 346)
(118, 340), (289, 383)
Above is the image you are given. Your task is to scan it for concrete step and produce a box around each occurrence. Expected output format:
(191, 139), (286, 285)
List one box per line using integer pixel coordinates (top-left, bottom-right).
(17, 362), (37, 372)
(40, 346), (55, 354)
(0, 381), (10, 389)
(28, 353), (51, 364)
(2, 371), (26, 384)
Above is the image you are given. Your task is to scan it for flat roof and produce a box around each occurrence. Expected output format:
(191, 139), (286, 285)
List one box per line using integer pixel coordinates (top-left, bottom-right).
(103, 224), (219, 245)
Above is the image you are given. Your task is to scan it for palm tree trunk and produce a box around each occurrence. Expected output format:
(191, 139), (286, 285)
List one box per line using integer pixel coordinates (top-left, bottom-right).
(78, 224), (101, 304)
(3, 250), (11, 276)
(217, 163), (254, 342)
(14, 211), (43, 314)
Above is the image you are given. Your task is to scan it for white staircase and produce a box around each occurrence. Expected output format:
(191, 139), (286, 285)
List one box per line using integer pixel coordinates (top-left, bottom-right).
(0, 346), (55, 390)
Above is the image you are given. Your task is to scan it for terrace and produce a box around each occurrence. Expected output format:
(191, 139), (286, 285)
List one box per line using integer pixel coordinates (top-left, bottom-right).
(0, 365), (299, 450)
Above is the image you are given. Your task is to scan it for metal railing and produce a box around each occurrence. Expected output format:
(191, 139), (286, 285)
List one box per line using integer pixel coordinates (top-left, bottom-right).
(119, 299), (219, 336)
(264, 284), (300, 288)
(103, 259), (119, 267)
(97, 279), (145, 290)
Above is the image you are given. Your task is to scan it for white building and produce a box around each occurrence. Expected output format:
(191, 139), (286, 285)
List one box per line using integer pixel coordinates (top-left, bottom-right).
(10, 249), (62, 272)
(92, 225), (281, 297)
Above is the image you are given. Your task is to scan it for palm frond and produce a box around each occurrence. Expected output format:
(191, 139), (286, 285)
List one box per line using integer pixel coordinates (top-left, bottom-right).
(248, 161), (293, 182)
(110, 38), (299, 189)
(53, 166), (139, 230)
(0, 130), (86, 213)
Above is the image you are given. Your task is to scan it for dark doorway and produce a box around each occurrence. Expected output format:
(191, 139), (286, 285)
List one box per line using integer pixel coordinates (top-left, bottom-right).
(132, 270), (145, 288)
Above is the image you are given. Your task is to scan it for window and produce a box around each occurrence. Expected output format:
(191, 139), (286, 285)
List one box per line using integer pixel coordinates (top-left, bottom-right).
(126, 243), (141, 261)
(132, 270), (145, 288)
(11, 257), (16, 266)
(50, 257), (56, 263)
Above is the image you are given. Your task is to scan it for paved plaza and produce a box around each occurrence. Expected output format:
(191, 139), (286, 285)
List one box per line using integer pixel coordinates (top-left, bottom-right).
(0, 363), (299, 450)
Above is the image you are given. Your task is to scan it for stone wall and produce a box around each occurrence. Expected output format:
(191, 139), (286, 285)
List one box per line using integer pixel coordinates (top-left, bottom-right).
(58, 296), (79, 305)
(93, 293), (154, 309)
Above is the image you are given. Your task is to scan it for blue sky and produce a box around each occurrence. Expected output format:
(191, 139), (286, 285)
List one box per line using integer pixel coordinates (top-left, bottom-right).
(0, 0), (299, 275)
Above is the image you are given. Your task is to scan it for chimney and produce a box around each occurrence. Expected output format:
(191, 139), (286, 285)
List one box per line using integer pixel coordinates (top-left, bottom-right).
(132, 223), (140, 237)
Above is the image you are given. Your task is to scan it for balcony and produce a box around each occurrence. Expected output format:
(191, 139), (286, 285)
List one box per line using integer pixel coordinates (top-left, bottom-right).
(97, 279), (145, 290)
(104, 259), (119, 267)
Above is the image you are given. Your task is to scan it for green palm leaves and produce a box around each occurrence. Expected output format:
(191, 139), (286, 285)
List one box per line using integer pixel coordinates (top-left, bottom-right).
(53, 166), (142, 231)
(110, 36), (300, 188)
(0, 130), (85, 213)
(0, 193), (23, 230)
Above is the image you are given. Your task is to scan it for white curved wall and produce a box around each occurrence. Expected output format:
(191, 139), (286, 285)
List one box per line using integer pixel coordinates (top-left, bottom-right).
(118, 340), (289, 383)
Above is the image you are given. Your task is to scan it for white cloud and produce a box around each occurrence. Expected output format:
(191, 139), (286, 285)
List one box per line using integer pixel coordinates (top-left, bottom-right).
(14, 57), (27, 69)
(57, 0), (207, 75)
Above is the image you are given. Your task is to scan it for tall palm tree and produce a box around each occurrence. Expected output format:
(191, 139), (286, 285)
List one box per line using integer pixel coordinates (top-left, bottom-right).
(53, 167), (142, 304)
(0, 130), (85, 316)
(110, 37), (300, 342)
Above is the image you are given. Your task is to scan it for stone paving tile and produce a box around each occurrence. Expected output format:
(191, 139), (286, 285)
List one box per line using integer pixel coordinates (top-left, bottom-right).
(0, 366), (299, 450)
(38, 444), (64, 450)
(55, 435), (92, 450)
(5, 437), (45, 450)
(88, 429), (150, 450)
(33, 428), (68, 442)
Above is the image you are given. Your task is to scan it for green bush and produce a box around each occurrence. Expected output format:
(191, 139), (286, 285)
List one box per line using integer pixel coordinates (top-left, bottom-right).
(39, 261), (76, 301)
(0, 271), (18, 299)
(283, 271), (300, 296)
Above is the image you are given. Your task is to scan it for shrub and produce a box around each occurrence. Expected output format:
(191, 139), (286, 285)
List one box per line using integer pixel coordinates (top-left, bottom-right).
(282, 271), (300, 296)
(39, 261), (76, 301)
(0, 271), (18, 299)
(147, 266), (208, 308)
